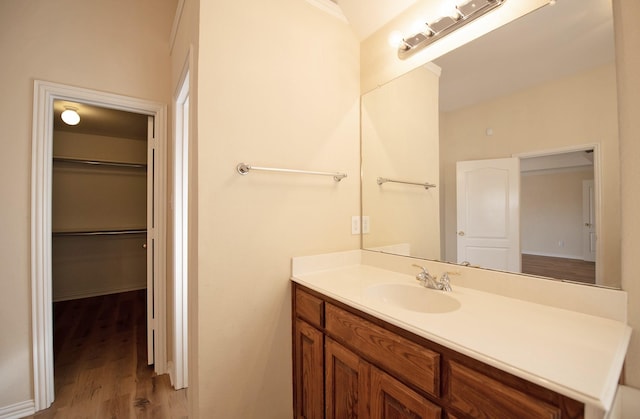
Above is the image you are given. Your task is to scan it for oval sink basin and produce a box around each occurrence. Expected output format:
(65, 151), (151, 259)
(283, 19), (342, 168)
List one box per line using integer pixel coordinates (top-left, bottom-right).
(364, 283), (461, 314)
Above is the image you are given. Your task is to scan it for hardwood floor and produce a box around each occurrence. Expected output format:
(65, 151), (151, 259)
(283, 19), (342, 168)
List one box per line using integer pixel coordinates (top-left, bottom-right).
(521, 254), (596, 284)
(26, 290), (188, 419)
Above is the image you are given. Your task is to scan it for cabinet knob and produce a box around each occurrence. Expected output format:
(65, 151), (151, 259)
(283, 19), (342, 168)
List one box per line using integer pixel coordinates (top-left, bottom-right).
(143, 243), (147, 249)
(458, 231), (465, 236)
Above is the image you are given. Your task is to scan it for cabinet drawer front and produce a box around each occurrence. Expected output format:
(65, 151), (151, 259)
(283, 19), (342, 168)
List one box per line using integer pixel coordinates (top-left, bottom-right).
(448, 361), (561, 419)
(296, 288), (324, 328)
(326, 304), (440, 397)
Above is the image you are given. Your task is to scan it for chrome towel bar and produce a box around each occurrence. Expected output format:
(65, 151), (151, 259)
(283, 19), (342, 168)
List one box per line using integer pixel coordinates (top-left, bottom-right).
(236, 163), (347, 182)
(377, 177), (436, 190)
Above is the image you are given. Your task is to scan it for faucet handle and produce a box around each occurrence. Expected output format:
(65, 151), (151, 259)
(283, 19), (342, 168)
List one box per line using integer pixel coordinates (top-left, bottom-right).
(412, 264), (427, 273)
(412, 264), (430, 277)
(439, 272), (452, 292)
(412, 264), (430, 284)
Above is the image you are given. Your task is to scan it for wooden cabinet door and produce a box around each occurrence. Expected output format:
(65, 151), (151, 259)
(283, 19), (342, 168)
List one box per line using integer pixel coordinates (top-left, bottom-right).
(326, 338), (370, 419)
(371, 366), (442, 419)
(294, 319), (324, 419)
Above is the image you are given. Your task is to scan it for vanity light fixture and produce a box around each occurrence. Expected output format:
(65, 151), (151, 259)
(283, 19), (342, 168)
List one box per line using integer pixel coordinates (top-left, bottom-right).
(61, 107), (80, 126)
(391, 0), (507, 59)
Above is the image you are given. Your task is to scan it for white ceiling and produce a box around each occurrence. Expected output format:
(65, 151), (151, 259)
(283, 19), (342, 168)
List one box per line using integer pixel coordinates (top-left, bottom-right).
(433, 0), (615, 111)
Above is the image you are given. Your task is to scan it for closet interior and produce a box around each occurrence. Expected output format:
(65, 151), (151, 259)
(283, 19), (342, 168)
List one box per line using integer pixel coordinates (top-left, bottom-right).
(52, 100), (148, 302)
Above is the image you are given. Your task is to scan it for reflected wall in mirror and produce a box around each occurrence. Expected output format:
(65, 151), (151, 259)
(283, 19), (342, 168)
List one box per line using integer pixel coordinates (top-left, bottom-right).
(361, 0), (621, 288)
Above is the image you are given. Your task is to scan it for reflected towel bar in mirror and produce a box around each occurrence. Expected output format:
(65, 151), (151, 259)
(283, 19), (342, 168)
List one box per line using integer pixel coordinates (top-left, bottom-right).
(236, 163), (347, 182)
(377, 177), (436, 190)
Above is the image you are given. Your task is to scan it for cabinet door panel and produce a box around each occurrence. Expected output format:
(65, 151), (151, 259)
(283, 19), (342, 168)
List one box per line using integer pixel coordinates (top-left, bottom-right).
(448, 361), (561, 419)
(294, 319), (324, 419)
(371, 366), (441, 419)
(326, 338), (370, 418)
(326, 304), (440, 397)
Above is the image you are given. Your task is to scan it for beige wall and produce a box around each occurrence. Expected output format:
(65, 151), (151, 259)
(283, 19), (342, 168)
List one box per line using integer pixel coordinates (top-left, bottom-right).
(194, 0), (360, 416)
(52, 234), (147, 301)
(521, 169), (594, 259)
(614, 0), (640, 388)
(0, 0), (175, 409)
(440, 63), (620, 287)
(362, 65), (441, 259)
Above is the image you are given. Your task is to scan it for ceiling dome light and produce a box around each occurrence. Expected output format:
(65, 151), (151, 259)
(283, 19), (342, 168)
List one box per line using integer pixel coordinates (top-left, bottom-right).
(61, 108), (80, 126)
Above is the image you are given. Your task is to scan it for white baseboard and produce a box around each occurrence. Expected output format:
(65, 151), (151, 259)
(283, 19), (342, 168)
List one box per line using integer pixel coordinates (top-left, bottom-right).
(0, 400), (35, 419)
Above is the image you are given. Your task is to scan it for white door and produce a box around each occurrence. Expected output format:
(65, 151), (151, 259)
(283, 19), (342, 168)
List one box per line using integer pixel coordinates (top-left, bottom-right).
(456, 158), (521, 272)
(146, 115), (156, 365)
(582, 179), (596, 262)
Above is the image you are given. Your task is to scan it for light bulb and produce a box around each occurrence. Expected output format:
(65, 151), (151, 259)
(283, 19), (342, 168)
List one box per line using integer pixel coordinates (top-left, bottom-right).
(439, 0), (461, 19)
(61, 109), (80, 126)
(388, 31), (405, 48)
(410, 20), (428, 35)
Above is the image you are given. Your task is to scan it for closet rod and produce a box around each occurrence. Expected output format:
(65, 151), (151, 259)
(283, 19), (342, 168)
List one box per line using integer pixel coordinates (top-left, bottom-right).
(377, 177), (436, 190)
(53, 229), (147, 237)
(236, 162), (347, 182)
(53, 157), (147, 169)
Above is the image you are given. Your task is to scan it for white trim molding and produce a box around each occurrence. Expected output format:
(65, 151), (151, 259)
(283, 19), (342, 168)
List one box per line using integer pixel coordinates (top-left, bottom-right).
(31, 80), (168, 411)
(0, 400), (35, 419)
(170, 50), (191, 390)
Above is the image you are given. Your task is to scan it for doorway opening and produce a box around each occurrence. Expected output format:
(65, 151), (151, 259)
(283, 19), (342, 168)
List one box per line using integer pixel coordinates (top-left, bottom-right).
(31, 81), (167, 411)
(518, 145), (599, 284)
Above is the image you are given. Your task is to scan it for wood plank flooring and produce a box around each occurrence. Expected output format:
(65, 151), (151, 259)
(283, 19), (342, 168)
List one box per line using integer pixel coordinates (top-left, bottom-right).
(26, 290), (188, 419)
(521, 254), (596, 284)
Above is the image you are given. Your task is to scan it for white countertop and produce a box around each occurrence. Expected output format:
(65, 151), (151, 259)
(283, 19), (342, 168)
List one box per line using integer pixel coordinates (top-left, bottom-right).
(291, 255), (631, 416)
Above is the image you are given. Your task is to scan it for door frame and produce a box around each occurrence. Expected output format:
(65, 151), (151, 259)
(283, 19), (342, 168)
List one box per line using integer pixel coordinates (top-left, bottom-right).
(582, 179), (596, 262)
(30, 80), (167, 411)
(171, 62), (190, 389)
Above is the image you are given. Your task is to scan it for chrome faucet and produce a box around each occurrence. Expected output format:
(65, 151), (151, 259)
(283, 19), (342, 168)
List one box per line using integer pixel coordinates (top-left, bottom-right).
(412, 264), (452, 292)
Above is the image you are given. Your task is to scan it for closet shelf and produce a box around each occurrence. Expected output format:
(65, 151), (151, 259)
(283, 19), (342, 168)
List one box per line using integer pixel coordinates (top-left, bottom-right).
(53, 157), (147, 169)
(53, 229), (147, 237)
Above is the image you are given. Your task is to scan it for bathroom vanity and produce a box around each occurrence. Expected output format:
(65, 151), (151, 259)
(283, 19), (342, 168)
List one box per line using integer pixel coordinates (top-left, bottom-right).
(291, 250), (631, 419)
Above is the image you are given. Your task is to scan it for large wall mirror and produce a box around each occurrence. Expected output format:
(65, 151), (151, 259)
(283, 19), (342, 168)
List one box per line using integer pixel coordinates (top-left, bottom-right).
(361, 0), (621, 288)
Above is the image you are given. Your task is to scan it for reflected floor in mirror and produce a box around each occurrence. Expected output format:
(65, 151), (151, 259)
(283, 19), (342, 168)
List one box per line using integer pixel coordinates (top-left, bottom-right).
(522, 254), (595, 285)
(26, 290), (188, 419)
